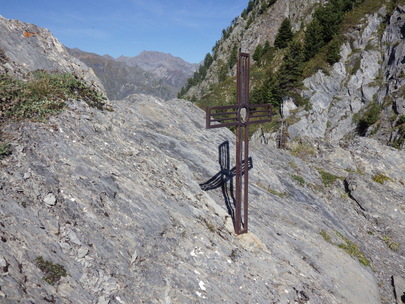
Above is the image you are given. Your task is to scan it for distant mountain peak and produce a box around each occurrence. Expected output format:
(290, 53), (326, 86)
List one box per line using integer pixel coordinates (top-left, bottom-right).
(68, 48), (198, 100)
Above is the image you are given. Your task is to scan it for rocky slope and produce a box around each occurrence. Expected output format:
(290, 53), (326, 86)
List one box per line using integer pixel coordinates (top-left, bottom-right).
(0, 16), (104, 94)
(0, 94), (404, 303)
(67, 48), (178, 101)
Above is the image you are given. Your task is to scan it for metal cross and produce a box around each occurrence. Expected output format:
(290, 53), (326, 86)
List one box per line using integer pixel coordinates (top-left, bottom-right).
(205, 52), (272, 234)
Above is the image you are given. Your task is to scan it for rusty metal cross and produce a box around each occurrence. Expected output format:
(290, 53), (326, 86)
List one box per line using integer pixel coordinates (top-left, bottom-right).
(205, 52), (272, 234)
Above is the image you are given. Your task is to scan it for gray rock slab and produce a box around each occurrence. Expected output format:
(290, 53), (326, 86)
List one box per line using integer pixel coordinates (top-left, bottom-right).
(1, 95), (401, 303)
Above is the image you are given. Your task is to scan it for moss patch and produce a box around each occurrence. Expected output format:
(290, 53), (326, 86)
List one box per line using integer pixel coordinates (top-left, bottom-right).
(320, 230), (371, 267)
(317, 169), (344, 186)
(372, 174), (393, 184)
(35, 256), (67, 285)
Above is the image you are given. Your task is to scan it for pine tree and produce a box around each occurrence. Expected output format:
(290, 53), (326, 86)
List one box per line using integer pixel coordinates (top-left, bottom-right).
(252, 44), (264, 62)
(203, 53), (213, 68)
(263, 41), (271, 54)
(326, 39), (342, 64)
(278, 41), (304, 97)
(228, 44), (238, 69)
(274, 18), (293, 49)
(303, 18), (324, 60)
(313, 3), (344, 43)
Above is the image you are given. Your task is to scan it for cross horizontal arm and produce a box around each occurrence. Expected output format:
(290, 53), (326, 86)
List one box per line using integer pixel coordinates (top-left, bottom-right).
(206, 104), (272, 129)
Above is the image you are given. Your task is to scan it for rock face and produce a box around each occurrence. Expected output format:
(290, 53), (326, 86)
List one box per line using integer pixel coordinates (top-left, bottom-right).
(288, 5), (405, 146)
(0, 16), (104, 94)
(1, 94), (404, 303)
(184, 1), (405, 149)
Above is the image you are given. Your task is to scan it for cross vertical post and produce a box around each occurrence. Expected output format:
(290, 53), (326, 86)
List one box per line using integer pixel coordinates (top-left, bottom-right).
(205, 52), (272, 235)
(235, 52), (250, 234)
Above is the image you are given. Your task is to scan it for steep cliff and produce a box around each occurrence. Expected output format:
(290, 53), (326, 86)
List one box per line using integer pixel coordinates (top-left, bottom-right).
(288, 4), (405, 147)
(182, 0), (405, 149)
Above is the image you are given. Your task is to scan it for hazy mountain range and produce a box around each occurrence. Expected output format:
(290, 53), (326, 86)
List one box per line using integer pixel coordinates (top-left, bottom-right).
(67, 48), (199, 100)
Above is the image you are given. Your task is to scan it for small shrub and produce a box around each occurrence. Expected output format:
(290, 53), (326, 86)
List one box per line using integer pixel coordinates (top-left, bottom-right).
(381, 235), (399, 251)
(320, 230), (370, 267)
(290, 141), (316, 159)
(320, 230), (332, 243)
(396, 115), (405, 126)
(372, 174), (393, 184)
(0, 49), (8, 64)
(291, 174), (305, 185)
(317, 169), (344, 186)
(0, 71), (106, 122)
(35, 256), (67, 285)
(356, 101), (382, 136)
(257, 182), (289, 198)
(0, 142), (11, 159)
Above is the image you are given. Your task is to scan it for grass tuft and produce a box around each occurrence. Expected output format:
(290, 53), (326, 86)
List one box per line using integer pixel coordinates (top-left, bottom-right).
(35, 256), (67, 285)
(372, 174), (393, 184)
(0, 70), (107, 122)
(0, 142), (11, 159)
(317, 169), (344, 186)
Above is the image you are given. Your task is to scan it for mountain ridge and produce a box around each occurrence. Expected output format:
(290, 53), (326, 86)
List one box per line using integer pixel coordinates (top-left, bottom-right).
(68, 48), (198, 100)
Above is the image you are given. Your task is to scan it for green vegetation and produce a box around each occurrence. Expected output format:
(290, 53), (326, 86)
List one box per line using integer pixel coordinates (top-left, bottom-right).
(178, 53), (214, 98)
(320, 230), (371, 267)
(388, 115), (405, 148)
(257, 182), (288, 198)
(381, 235), (400, 251)
(274, 18), (293, 49)
(0, 70), (106, 122)
(0, 49), (8, 64)
(290, 140), (316, 159)
(179, 0), (395, 140)
(317, 169), (344, 186)
(228, 44), (238, 69)
(0, 142), (11, 159)
(397, 115), (405, 126)
(354, 101), (382, 135)
(241, 0), (260, 19)
(291, 174), (305, 185)
(372, 173), (393, 184)
(304, 0), (360, 61)
(336, 232), (370, 267)
(320, 230), (333, 243)
(35, 256), (67, 285)
(252, 41), (271, 65)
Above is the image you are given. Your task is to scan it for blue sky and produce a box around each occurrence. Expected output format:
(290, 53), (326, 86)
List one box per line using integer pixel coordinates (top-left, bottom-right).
(1, 0), (249, 63)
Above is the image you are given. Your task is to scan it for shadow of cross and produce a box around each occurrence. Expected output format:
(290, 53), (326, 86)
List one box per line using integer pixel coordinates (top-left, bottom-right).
(199, 141), (253, 223)
(203, 52), (272, 235)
